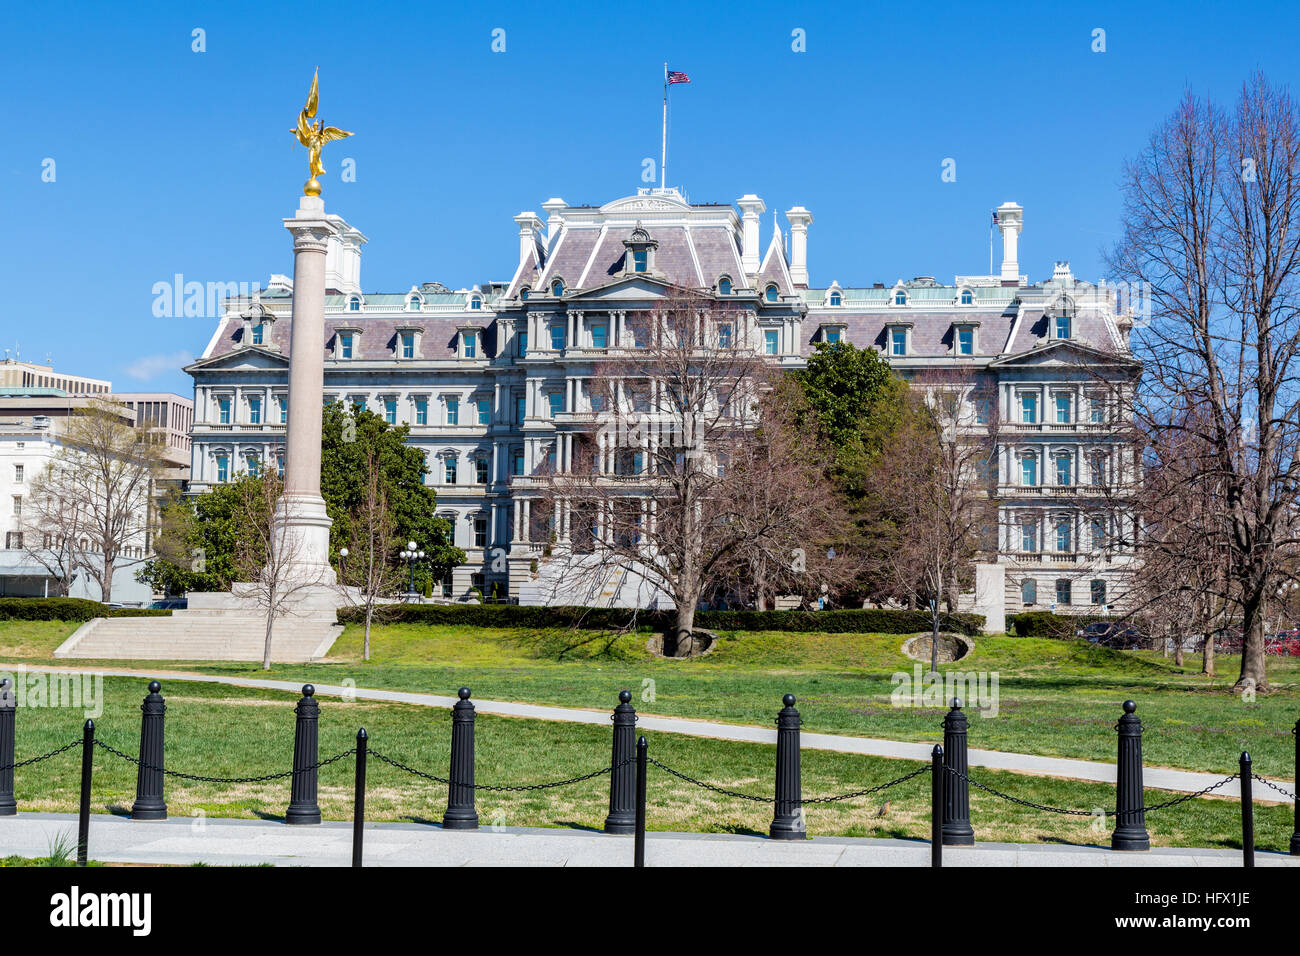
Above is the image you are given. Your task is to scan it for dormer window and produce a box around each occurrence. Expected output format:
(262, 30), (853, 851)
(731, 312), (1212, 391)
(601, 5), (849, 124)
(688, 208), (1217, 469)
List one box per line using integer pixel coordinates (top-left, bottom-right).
(894, 289), (908, 306)
(1051, 296), (1075, 339)
(887, 325), (911, 356)
(953, 321), (979, 356)
(765, 284), (779, 303)
(718, 276), (733, 295)
(334, 326), (363, 360)
(463, 330), (478, 359)
(340, 333), (354, 359)
(1055, 314), (1071, 339)
(829, 291), (842, 306)
(349, 296), (362, 311)
(469, 294), (482, 310)
(825, 329), (841, 345)
(251, 324), (264, 345)
(401, 333), (414, 359)
(960, 289), (974, 305)
(551, 278), (565, 297)
(520, 287), (530, 301)
(632, 249), (648, 272)
(622, 223), (658, 275)
(408, 294), (422, 311)
(821, 322), (846, 346)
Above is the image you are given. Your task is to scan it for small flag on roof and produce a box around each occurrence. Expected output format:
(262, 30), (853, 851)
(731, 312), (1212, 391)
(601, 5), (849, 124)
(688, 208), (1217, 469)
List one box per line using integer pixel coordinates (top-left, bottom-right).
(992, 209), (1000, 224)
(667, 70), (691, 84)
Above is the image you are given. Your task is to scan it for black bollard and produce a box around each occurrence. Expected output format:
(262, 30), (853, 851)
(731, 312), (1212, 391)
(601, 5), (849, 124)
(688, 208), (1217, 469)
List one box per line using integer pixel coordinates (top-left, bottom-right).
(0, 678), (15, 816)
(444, 687), (478, 830)
(131, 681), (167, 820)
(770, 693), (804, 840)
(604, 690), (638, 834)
(1240, 752), (1254, 869)
(353, 728), (368, 868)
(1112, 699), (1150, 851)
(1291, 718), (1300, 856)
(285, 684), (321, 825)
(634, 735), (648, 868)
(77, 719), (94, 866)
(942, 698), (975, 846)
(931, 744), (944, 868)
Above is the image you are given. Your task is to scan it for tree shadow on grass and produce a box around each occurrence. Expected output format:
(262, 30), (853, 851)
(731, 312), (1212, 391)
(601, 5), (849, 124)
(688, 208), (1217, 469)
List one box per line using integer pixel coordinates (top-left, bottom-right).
(503, 627), (644, 663)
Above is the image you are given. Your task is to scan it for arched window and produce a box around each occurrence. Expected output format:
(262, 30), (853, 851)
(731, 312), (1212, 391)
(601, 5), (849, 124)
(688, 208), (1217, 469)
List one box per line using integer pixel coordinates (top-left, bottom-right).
(894, 289), (907, 305)
(829, 290), (842, 306)
(551, 279), (564, 296)
(349, 297), (361, 311)
(765, 284), (778, 303)
(470, 296), (482, 310)
(1021, 579), (1037, 606)
(520, 288), (530, 301)
(408, 295), (421, 311)
(718, 277), (732, 295)
(960, 289), (973, 305)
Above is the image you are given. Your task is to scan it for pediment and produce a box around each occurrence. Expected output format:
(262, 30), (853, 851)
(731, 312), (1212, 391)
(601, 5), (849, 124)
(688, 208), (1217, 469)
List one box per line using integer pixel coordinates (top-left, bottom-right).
(990, 339), (1137, 369)
(567, 275), (682, 301)
(186, 346), (290, 373)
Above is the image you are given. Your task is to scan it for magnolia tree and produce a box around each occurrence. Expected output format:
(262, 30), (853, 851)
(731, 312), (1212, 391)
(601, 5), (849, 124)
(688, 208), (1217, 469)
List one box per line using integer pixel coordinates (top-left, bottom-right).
(533, 290), (859, 655)
(1108, 74), (1300, 690)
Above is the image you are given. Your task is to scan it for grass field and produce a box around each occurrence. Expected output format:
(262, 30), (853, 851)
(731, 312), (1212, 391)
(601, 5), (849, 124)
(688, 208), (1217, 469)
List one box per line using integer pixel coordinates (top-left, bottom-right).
(4, 619), (1299, 777)
(0, 674), (1292, 852)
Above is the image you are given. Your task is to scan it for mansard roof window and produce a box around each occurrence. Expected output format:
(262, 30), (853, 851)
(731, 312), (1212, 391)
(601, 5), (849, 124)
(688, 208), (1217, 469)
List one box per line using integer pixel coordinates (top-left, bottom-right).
(765, 284), (779, 302)
(623, 222), (658, 275)
(520, 287), (530, 300)
(829, 290), (842, 306)
(894, 289), (908, 305)
(960, 288), (974, 305)
(718, 276), (733, 295)
(408, 294), (422, 311)
(551, 278), (565, 297)
(1055, 314), (1071, 339)
(470, 296), (482, 310)
(349, 296), (362, 311)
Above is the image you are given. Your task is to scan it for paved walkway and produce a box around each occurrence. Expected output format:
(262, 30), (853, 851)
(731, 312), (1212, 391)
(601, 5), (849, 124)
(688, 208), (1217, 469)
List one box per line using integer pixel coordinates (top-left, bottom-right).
(17, 665), (1293, 801)
(2, 812), (1291, 867)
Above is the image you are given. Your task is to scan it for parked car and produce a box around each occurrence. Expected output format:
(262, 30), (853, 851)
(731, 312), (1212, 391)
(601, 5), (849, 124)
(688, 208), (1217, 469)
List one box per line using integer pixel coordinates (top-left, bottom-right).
(1265, 631), (1300, 656)
(1080, 621), (1145, 649)
(148, 598), (188, 610)
(1209, 627), (1244, 654)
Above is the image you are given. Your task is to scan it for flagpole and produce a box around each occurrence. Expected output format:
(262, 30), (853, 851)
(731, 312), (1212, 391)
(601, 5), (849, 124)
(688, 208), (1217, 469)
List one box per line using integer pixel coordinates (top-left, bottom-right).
(661, 62), (668, 191)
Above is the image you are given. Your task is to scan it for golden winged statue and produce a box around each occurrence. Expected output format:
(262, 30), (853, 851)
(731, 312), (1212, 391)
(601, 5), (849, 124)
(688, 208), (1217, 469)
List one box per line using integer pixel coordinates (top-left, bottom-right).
(290, 67), (352, 197)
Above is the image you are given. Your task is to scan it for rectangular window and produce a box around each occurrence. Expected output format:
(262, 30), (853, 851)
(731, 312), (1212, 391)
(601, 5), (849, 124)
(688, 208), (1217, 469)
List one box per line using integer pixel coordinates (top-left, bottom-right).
(720, 324), (734, 348)
(279, 397), (288, 424)
(1091, 517), (1107, 549)
(765, 330), (779, 355)
(252, 324), (264, 346)
(474, 516), (488, 548)
(445, 457), (458, 484)
(475, 458), (489, 484)
(249, 398), (261, 425)
(1056, 520), (1072, 552)
(1056, 454), (1072, 486)
(13, 465), (22, 483)
(632, 249), (648, 272)
(548, 392), (564, 418)
(218, 398), (231, 425)
(1055, 394), (1071, 424)
(516, 395), (526, 423)
(277, 454), (285, 478)
(1056, 579), (1072, 605)
(216, 456), (228, 482)
(1091, 579), (1106, 605)
(247, 456), (259, 479)
(5, 532), (22, 550)
(1090, 396), (1105, 424)
(12, 496), (22, 517)
(1022, 579), (1037, 606)
(384, 398), (397, 425)
(341, 334), (354, 359)
(446, 398), (459, 426)
(890, 328), (906, 356)
(591, 324), (608, 349)
(1021, 394), (1037, 424)
(550, 325), (565, 350)
(512, 449), (525, 476)
(1020, 521), (1038, 552)
(957, 327), (973, 355)
(824, 328), (839, 345)
(415, 398), (428, 426)
(1055, 315), (1071, 339)
(401, 333), (414, 359)
(1021, 457), (1038, 487)
(1091, 455), (1106, 486)
(476, 398), (491, 425)
(464, 332), (477, 358)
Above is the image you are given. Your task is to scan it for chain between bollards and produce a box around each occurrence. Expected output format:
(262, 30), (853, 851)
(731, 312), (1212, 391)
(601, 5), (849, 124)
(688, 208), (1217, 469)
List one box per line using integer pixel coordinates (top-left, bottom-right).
(353, 728), (368, 868)
(131, 681), (167, 820)
(1240, 752), (1254, 869)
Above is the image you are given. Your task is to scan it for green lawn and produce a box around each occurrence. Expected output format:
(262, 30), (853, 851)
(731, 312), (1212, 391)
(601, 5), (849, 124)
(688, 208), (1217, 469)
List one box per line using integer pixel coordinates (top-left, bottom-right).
(0, 675), (1291, 852)
(4, 619), (1300, 778)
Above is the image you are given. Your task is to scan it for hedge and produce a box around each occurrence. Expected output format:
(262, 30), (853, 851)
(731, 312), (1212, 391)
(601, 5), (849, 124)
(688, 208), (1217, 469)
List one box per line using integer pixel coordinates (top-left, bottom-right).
(337, 603), (986, 636)
(0, 598), (170, 621)
(1007, 611), (1124, 638)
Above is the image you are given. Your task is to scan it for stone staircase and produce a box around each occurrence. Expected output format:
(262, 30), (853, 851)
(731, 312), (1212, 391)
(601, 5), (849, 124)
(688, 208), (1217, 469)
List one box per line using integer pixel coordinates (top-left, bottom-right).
(54, 614), (342, 662)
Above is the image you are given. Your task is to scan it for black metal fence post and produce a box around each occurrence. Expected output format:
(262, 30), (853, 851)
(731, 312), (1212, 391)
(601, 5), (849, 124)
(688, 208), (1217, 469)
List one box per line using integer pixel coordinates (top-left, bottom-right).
(942, 698), (974, 846)
(770, 693), (804, 840)
(604, 690), (637, 834)
(0, 678), (15, 816)
(931, 744), (943, 868)
(77, 719), (94, 866)
(1240, 752), (1254, 869)
(131, 680), (167, 820)
(353, 727), (368, 868)
(444, 687), (478, 830)
(1291, 718), (1300, 856)
(634, 735), (647, 868)
(285, 684), (321, 825)
(1111, 699), (1150, 851)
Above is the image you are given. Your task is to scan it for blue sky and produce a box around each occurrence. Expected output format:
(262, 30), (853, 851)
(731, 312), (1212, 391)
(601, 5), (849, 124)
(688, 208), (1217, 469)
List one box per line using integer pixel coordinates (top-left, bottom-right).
(3, 0), (1298, 396)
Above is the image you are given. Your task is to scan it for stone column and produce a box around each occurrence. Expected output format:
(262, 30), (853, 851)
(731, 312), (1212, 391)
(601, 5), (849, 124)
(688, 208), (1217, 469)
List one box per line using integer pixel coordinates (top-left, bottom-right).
(275, 196), (339, 586)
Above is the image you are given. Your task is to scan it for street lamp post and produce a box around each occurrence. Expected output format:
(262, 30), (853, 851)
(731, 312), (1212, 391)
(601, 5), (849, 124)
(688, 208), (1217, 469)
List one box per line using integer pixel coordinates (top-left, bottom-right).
(338, 547), (348, 584)
(399, 541), (424, 599)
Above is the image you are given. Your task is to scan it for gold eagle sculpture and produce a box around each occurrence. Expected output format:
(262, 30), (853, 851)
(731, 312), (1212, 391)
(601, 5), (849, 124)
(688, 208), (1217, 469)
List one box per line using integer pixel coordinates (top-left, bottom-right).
(290, 67), (352, 197)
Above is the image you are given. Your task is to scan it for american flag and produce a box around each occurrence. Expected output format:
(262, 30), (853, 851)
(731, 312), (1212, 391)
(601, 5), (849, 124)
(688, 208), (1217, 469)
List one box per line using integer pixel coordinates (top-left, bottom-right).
(667, 70), (691, 84)
(991, 209), (999, 224)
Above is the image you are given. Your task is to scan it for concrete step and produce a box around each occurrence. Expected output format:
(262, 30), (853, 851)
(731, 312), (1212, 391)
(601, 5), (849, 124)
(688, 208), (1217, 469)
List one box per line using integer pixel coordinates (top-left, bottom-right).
(53, 615), (342, 662)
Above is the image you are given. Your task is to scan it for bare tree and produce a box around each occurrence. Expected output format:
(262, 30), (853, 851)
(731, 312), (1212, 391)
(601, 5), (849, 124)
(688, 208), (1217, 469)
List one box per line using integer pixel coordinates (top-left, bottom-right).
(1108, 75), (1300, 690)
(230, 471), (328, 670)
(29, 400), (163, 603)
(533, 289), (858, 655)
(18, 480), (86, 597)
(860, 373), (1001, 672)
(335, 452), (405, 661)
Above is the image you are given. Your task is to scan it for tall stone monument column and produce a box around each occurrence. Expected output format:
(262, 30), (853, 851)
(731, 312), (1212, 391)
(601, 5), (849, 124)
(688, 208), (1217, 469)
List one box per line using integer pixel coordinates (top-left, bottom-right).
(273, 195), (339, 585)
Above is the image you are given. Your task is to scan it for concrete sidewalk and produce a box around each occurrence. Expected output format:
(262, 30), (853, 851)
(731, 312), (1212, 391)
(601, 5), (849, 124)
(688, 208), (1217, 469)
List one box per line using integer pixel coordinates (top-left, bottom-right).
(2, 812), (1292, 867)
(16, 665), (1293, 801)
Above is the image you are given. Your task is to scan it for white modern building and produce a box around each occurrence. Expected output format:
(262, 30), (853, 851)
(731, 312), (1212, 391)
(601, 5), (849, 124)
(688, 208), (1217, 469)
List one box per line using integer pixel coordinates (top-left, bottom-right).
(187, 189), (1139, 616)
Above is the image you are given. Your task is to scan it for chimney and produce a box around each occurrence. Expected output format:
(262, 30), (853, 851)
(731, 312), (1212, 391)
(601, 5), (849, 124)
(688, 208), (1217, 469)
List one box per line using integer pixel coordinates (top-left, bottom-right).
(785, 206), (813, 288)
(514, 212), (543, 268)
(541, 198), (567, 245)
(737, 194), (766, 275)
(995, 201), (1024, 283)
